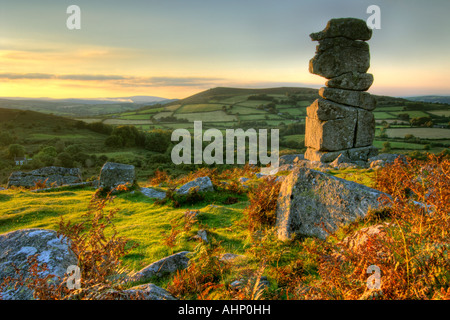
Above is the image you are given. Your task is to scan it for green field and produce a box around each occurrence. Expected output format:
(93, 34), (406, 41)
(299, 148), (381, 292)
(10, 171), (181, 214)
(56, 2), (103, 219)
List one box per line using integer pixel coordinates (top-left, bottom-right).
(386, 127), (450, 139)
(177, 104), (225, 113)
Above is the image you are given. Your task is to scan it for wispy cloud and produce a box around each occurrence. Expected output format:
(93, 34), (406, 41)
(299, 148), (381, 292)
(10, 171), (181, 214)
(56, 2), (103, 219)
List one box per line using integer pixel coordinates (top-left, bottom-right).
(0, 72), (225, 87)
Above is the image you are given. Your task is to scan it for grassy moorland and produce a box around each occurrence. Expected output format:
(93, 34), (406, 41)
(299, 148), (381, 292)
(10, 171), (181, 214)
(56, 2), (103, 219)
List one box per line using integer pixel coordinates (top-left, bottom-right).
(0, 156), (448, 300)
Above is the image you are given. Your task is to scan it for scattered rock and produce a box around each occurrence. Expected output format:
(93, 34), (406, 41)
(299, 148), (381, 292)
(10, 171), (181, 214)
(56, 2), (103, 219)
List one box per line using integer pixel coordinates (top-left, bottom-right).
(131, 251), (190, 282)
(7, 167), (82, 189)
(230, 276), (270, 291)
(177, 176), (214, 195)
(239, 177), (250, 183)
(140, 187), (166, 199)
(279, 154), (304, 166)
(368, 153), (407, 165)
(122, 283), (176, 300)
(0, 187), (5, 191)
(98, 162), (135, 190)
(0, 228), (78, 300)
(191, 229), (208, 243)
(218, 253), (248, 264)
(276, 167), (390, 240)
(340, 223), (391, 256)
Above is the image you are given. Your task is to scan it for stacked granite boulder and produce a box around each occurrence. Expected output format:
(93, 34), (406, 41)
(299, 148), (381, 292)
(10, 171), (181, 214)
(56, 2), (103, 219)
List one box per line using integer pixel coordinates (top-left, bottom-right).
(305, 18), (378, 163)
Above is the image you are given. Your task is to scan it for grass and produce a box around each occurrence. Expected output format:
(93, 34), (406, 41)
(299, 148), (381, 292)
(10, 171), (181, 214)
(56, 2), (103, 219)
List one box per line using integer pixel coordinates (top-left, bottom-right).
(386, 127), (450, 139)
(0, 186), (250, 272)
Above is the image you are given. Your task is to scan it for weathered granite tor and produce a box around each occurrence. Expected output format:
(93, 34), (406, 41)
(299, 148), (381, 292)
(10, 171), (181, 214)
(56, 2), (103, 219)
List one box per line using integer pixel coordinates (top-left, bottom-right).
(7, 166), (82, 188)
(305, 18), (378, 163)
(276, 167), (390, 240)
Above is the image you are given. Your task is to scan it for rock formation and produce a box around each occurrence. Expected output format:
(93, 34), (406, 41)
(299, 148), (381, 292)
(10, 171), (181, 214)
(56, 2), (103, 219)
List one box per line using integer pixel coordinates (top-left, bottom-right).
(305, 18), (378, 163)
(276, 167), (390, 240)
(7, 166), (82, 189)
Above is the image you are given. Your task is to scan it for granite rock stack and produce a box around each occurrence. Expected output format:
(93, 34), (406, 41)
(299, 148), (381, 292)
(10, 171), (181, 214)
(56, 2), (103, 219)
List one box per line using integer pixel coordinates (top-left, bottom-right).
(305, 18), (378, 163)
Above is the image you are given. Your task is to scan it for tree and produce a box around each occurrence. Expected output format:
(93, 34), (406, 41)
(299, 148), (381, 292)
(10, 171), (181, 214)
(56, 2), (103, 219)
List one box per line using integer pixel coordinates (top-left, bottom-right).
(381, 141), (391, 153)
(144, 130), (172, 153)
(0, 132), (14, 146)
(8, 144), (25, 159)
(57, 152), (73, 167)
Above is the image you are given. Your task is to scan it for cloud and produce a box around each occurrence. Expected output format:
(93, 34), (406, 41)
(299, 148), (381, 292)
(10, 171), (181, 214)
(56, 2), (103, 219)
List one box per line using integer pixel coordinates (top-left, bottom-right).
(0, 73), (226, 88)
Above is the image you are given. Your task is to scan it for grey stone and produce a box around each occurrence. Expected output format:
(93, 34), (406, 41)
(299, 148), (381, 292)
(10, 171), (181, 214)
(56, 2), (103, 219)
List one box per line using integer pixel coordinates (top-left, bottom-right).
(326, 72), (374, 91)
(279, 154), (304, 166)
(239, 177), (250, 183)
(191, 229), (208, 243)
(310, 18), (372, 41)
(368, 153), (407, 164)
(347, 146), (378, 162)
(7, 167), (82, 189)
(305, 115), (356, 151)
(177, 176), (214, 195)
(319, 87), (376, 110)
(355, 109), (375, 147)
(309, 37), (370, 79)
(329, 153), (352, 168)
(304, 149), (347, 163)
(140, 187), (166, 199)
(218, 253), (248, 263)
(131, 251), (190, 281)
(276, 167), (390, 240)
(99, 162), (135, 190)
(307, 98), (358, 121)
(122, 283), (176, 300)
(0, 228), (78, 300)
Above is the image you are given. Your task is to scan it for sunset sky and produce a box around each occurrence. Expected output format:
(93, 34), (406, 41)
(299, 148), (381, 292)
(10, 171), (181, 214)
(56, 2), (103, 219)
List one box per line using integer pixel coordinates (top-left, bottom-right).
(1, 0), (449, 99)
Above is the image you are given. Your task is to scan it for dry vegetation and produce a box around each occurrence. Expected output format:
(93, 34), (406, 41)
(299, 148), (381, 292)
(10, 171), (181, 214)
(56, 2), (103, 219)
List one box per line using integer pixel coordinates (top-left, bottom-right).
(1, 155), (449, 300)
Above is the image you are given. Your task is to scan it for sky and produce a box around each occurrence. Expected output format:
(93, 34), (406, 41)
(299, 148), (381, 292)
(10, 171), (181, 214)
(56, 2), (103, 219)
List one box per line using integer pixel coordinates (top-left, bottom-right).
(0, 0), (450, 99)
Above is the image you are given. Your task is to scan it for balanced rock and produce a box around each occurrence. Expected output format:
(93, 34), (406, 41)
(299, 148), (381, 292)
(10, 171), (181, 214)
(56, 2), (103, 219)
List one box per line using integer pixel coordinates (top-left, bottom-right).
(309, 37), (370, 79)
(310, 18), (372, 41)
(276, 167), (390, 240)
(326, 72), (374, 91)
(0, 228), (78, 300)
(7, 167), (82, 189)
(304, 17), (377, 163)
(98, 162), (135, 190)
(319, 87), (376, 110)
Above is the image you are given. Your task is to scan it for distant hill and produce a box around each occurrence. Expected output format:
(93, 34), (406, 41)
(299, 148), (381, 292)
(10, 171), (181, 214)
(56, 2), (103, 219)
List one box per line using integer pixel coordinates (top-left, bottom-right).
(0, 107), (78, 126)
(404, 96), (450, 105)
(166, 86), (317, 105)
(0, 96), (175, 117)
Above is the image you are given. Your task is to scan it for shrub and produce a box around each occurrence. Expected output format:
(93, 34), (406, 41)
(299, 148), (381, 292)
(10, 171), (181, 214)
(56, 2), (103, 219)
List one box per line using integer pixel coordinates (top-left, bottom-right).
(310, 155), (450, 299)
(243, 177), (282, 232)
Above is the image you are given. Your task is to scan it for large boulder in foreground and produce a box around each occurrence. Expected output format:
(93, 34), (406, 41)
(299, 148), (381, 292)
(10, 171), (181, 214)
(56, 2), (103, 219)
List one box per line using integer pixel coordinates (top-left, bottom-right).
(98, 162), (135, 190)
(0, 229), (77, 300)
(7, 167), (82, 189)
(276, 167), (390, 240)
